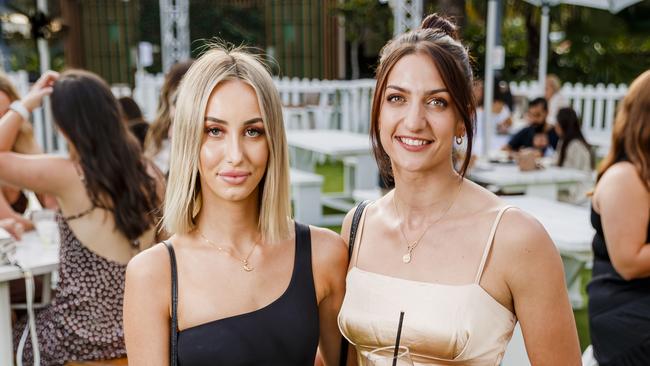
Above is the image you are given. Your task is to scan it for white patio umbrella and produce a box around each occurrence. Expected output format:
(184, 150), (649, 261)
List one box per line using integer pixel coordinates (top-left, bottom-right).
(481, 0), (642, 156)
(522, 0), (643, 90)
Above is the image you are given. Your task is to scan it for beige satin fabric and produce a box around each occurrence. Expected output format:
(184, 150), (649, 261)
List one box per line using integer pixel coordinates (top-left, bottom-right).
(338, 206), (517, 366)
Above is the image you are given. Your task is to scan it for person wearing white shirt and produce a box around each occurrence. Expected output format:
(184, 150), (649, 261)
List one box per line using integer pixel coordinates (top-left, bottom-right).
(545, 74), (569, 126)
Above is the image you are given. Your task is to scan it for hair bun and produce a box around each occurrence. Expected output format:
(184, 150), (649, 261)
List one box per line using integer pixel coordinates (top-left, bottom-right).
(421, 13), (459, 41)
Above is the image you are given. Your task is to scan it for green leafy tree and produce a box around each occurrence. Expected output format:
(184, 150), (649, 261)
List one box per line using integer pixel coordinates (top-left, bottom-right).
(334, 0), (392, 79)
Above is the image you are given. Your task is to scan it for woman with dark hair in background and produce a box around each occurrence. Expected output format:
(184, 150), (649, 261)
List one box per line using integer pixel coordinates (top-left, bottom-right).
(588, 70), (650, 365)
(118, 96), (149, 148)
(338, 14), (580, 365)
(555, 107), (592, 172)
(554, 107), (593, 204)
(144, 60), (194, 175)
(0, 70), (164, 365)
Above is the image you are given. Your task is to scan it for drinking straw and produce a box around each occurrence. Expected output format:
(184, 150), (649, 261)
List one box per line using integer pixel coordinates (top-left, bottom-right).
(393, 311), (405, 366)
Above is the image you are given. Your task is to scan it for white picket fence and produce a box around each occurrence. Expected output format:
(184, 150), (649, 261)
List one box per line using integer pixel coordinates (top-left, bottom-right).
(104, 73), (634, 149)
(3, 69), (629, 154)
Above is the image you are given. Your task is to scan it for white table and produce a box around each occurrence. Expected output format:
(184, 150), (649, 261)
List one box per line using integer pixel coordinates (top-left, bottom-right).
(501, 196), (594, 366)
(286, 130), (378, 191)
(503, 195), (594, 255)
(470, 164), (593, 200)
(0, 231), (59, 366)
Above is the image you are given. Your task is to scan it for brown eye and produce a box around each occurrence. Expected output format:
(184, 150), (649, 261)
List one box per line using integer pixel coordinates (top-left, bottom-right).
(387, 94), (405, 103)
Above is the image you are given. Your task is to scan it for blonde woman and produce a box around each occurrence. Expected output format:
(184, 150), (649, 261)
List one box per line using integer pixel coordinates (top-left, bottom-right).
(124, 46), (347, 365)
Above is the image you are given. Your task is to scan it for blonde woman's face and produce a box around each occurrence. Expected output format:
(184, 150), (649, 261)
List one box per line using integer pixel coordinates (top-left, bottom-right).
(378, 53), (461, 175)
(198, 80), (269, 203)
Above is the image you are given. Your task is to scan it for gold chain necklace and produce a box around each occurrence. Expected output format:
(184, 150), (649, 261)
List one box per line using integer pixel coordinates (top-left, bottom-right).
(198, 232), (258, 272)
(393, 180), (462, 264)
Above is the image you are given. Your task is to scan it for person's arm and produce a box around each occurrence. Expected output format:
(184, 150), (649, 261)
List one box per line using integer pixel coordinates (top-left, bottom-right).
(311, 226), (348, 366)
(596, 162), (650, 280)
(0, 152), (75, 197)
(0, 189), (33, 230)
(503, 128), (526, 152)
(499, 209), (582, 365)
(0, 71), (58, 152)
(0, 218), (24, 240)
(13, 120), (43, 155)
(124, 243), (172, 366)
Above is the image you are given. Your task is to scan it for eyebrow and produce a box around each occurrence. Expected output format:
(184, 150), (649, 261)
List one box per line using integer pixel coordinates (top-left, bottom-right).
(204, 116), (264, 125)
(386, 85), (448, 95)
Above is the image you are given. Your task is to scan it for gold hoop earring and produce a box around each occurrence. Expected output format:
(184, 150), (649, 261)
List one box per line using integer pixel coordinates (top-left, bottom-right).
(455, 136), (463, 145)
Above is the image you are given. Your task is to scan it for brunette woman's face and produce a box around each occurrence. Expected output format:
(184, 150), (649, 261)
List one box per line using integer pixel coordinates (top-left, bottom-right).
(198, 80), (269, 203)
(378, 53), (462, 175)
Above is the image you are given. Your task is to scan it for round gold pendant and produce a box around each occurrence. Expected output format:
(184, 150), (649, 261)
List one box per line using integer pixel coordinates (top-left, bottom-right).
(243, 264), (254, 272)
(402, 253), (411, 263)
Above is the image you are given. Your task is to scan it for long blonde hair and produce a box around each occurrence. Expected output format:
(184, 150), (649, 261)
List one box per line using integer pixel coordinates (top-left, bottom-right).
(597, 70), (650, 190)
(162, 45), (291, 243)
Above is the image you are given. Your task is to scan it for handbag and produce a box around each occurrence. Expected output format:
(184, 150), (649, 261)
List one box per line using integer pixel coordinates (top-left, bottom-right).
(339, 200), (371, 366)
(163, 240), (179, 366)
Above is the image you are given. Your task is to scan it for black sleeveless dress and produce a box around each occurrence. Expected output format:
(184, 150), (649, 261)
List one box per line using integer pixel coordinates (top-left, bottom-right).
(173, 222), (320, 366)
(587, 206), (650, 366)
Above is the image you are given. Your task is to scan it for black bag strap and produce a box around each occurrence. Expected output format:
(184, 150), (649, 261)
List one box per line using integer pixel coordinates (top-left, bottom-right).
(163, 240), (178, 366)
(339, 200), (371, 366)
(347, 200), (370, 261)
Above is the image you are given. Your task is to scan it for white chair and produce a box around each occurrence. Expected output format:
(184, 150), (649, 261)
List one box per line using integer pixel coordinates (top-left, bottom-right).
(289, 168), (323, 225)
(582, 345), (598, 366)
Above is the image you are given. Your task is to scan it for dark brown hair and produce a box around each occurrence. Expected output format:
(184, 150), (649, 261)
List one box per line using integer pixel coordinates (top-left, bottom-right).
(598, 69), (650, 190)
(51, 70), (161, 243)
(370, 13), (475, 184)
(556, 107), (592, 169)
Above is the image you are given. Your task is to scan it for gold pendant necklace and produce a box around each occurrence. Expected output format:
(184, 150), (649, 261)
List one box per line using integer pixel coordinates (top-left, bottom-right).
(198, 232), (258, 272)
(394, 180), (463, 264)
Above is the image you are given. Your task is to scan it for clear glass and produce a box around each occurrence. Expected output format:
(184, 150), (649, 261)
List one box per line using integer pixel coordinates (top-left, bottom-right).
(366, 346), (414, 366)
(31, 209), (60, 246)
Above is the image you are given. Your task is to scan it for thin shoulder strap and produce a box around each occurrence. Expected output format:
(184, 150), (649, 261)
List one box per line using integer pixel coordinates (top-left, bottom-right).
(348, 200), (371, 261)
(474, 205), (514, 284)
(163, 240), (178, 366)
(339, 200), (370, 366)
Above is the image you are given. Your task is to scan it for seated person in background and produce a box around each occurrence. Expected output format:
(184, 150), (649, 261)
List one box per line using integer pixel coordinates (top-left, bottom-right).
(554, 107), (593, 203)
(0, 70), (165, 365)
(504, 97), (558, 156)
(118, 96), (149, 148)
(555, 107), (592, 172)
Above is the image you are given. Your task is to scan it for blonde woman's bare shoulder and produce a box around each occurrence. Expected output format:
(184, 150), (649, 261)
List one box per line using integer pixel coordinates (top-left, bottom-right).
(126, 241), (174, 290)
(309, 225), (347, 266)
